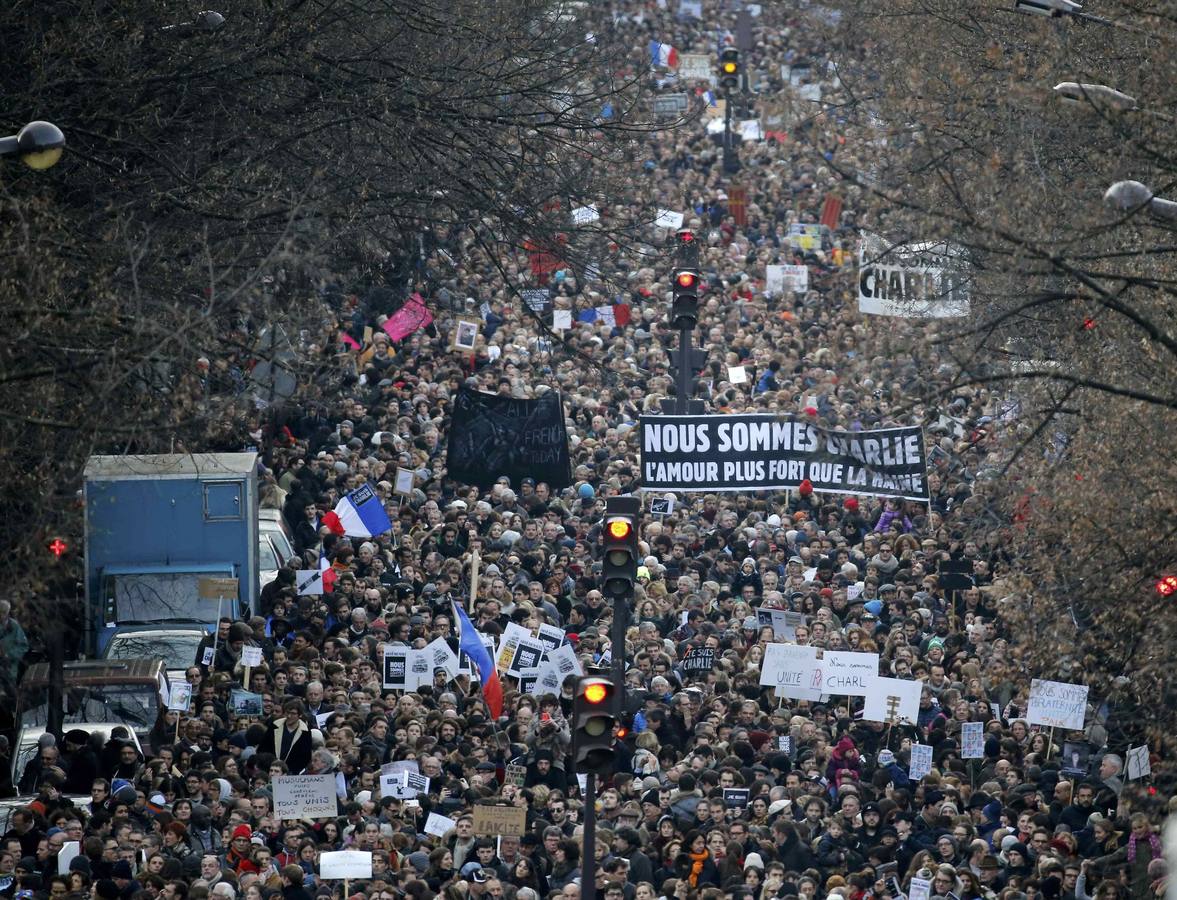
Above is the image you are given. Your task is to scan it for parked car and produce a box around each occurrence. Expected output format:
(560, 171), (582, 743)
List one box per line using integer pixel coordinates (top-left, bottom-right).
(259, 509), (295, 589)
(19, 660), (170, 755)
(100, 626), (205, 684)
(11, 722), (143, 793)
(0, 794), (90, 831)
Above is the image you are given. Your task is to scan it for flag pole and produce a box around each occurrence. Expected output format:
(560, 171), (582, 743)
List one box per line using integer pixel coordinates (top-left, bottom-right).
(468, 547), (480, 615)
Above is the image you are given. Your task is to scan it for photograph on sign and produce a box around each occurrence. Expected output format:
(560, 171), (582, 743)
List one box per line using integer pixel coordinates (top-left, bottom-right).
(960, 721), (984, 759)
(229, 689), (263, 717)
(167, 682), (193, 712)
(1061, 741), (1092, 777)
(909, 743), (933, 780)
(451, 319), (480, 352)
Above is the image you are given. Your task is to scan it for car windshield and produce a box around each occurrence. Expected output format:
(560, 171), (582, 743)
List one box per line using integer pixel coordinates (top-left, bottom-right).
(107, 634), (201, 670)
(258, 537), (279, 571)
(21, 684), (156, 730)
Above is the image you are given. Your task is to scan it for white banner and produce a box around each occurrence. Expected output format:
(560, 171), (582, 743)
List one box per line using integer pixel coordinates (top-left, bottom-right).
(858, 234), (969, 318)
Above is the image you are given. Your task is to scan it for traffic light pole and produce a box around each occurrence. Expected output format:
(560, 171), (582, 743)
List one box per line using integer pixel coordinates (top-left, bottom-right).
(723, 88), (739, 176)
(675, 323), (694, 414)
(582, 774), (597, 900)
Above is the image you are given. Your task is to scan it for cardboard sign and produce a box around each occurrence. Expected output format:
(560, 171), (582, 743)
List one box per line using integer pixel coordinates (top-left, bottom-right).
(296, 570), (324, 596)
(722, 787), (750, 809)
(423, 636), (460, 680)
(756, 608), (805, 642)
(821, 651), (879, 697)
(961, 721), (984, 759)
(424, 813), (457, 837)
(472, 804), (527, 837)
(536, 624), (566, 653)
(546, 642), (582, 681)
(198, 577), (239, 599)
(167, 682), (193, 712)
(57, 841), (80, 875)
(759, 643), (822, 700)
(571, 205), (599, 226)
(1127, 745), (1151, 781)
(682, 646), (716, 673)
(655, 209), (685, 230)
(862, 676), (922, 725)
(909, 877), (932, 900)
(241, 645), (264, 667)
(507, 637), (546, 677)
(383, 647), (409, 690)
(273, 774), (338, 820)
(1026, 679), (1088, 731)
(394, 466), (415, 496)
(320, 851), (372, 880)
(909, 743), (934, 780)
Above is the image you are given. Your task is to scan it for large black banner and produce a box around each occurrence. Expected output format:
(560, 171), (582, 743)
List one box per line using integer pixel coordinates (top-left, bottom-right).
(447, 387), (573, 489)
(639, 415), (928, 500)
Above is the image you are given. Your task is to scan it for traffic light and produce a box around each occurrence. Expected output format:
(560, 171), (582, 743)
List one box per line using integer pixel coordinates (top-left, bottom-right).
(1157, 575), (1177, 598)
(671, 268), (700, 329)
(675, 228), (700, 268)
(47, 538), (69, 560)
(573, 676), (617, 774)
(601, 510), (639, 599)
(720, 48), (740, 91)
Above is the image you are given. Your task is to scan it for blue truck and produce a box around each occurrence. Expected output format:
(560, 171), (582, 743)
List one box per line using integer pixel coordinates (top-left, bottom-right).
(83, 453), (259, 657)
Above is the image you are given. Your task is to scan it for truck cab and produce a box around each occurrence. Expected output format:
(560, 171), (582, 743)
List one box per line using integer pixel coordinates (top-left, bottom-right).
(84, 453), (258, 656)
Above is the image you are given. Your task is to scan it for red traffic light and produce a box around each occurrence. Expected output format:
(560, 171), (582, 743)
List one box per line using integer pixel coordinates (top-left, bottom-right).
(1157, 575), (1177, 597)
(606, 519), (633, 540)
(584, 683), (609, 704)
(675, 271), (698, 289)
(48, 538), (68, 558)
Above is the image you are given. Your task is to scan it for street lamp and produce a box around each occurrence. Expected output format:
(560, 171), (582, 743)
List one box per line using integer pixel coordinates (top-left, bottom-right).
(1014, 0), (1113, 24)
(1103, 181), (1177, 221)
(1053, 82), (1137, 111)
(0, 121), (65, 171)
(162, 10), (226, 33)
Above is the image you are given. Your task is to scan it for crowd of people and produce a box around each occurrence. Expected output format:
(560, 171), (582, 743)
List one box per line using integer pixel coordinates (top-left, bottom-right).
(6, 5), (1170, 900)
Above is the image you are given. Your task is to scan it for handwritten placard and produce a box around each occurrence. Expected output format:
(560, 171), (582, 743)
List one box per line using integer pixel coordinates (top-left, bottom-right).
(1026, 679), (1088, 731)
(273, 774), (338, 819)
(472, 804), (527, 837)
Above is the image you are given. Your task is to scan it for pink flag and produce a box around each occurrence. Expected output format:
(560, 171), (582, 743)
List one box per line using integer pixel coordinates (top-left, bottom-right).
(339, 331), (361, 350)
(382, 293), (433, 342)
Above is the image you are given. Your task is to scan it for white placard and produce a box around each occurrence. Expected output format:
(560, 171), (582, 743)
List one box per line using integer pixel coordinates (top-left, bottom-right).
(738, 119), (763, 142)
(909, 877), (932, 900)
(394, 466), (415, 496)
(57, 841), (80, 875)
(594, 305), (615, 327)
(961, 721), (984, 759)
(241, 645), (264, 667)
(273, 774), (338, 820)
(759, 643), (822, 700)
(406, 648), (433, 691)
(546, 642), (583, 680)
(320, 850), (373, 880)
(727, 365), (747, 385)
(862, 676), (922, 725)
(380, 770), (430, 800)
(1026, 679), (1089, 731)
(536, 623), (566, 652)
(296, 570), (324, 596)
(677, 53), (714, 84)
(820, 651), (879, 697)
(424, 812), (457, 837)
(655, 209), (685, 230)
(424, 636), (460, 680)
(507, 637), (547, 677)
(553, 309), (572, 330)
(909, 743), (933, 780)
(168, 682), (193, 712)
(1127, 745), (1151, 781)
(496, 622), (533, 671)
(571, 205), (599, 225)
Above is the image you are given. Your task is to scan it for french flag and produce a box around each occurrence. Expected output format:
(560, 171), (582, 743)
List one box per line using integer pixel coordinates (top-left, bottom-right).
(318, 549), (337, 593)
(324, 484), (392, 539)
(452, 601), (503, 720)
(648, 40), (679, 69)
(702, 90), (717, 107)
